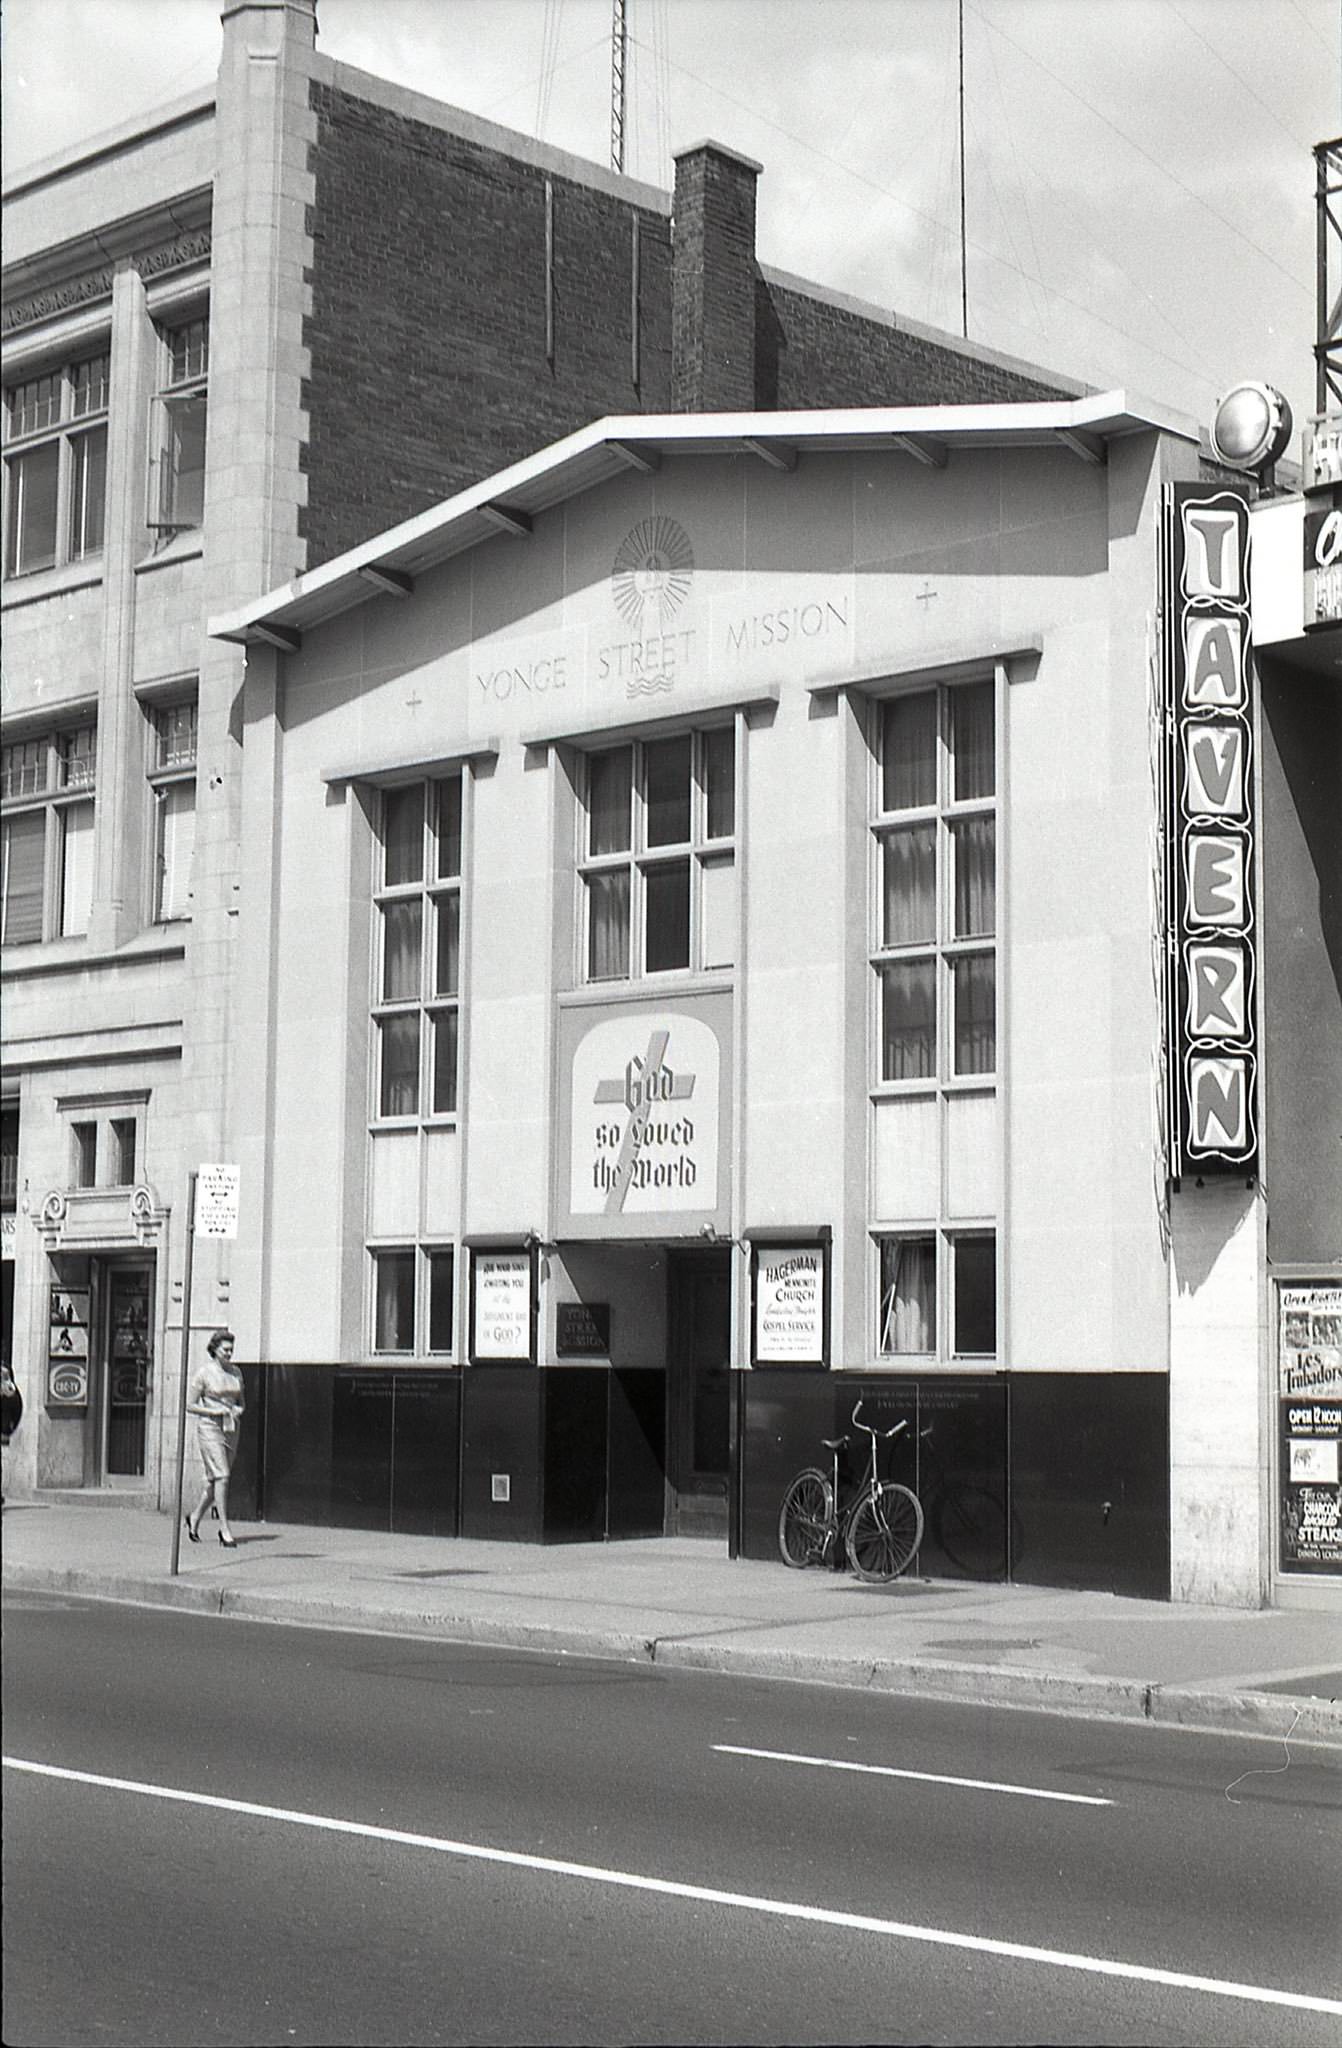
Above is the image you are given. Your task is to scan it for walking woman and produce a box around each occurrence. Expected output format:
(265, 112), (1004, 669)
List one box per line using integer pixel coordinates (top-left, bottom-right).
(184, 1329), (244, 1548)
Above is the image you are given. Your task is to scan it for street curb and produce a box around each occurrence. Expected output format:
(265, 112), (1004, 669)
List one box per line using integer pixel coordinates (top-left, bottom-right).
(8, 1560), (1341, 1745)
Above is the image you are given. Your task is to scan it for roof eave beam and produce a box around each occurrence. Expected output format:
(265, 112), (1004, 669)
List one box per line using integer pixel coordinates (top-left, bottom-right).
(742, 436), (798, 471)
(890, 432), (949, 469)
(608, 439), (661, 474)
(479, 502), (534, 538)
(1057, 427), (1107, 466)
(357, 563), (415, 598)
(251, 623), (302, 654)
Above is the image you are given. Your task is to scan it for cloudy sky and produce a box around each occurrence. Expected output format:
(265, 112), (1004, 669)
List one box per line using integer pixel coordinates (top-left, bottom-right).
(2, 0), (1336, 443)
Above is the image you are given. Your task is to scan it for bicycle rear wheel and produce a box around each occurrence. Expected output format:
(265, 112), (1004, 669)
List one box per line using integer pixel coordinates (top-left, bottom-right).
(845, 1483), (924, 1582)
(778, 1468), (834, 1568)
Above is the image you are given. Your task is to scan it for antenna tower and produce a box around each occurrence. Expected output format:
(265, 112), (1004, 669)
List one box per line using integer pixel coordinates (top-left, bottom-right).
(611, 0), (628, 174)
(1317, 136), (1342, 412)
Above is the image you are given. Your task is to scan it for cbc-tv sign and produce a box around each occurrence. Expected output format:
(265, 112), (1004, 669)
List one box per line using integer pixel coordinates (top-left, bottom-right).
(1161, 484), (1257, 1177)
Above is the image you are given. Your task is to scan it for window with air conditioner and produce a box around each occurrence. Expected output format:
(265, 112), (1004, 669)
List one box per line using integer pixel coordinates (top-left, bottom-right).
(148, 317), (208, 533)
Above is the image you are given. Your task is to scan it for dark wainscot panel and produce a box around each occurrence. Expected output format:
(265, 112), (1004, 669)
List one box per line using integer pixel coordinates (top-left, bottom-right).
(607, 1367), (667, 1538)
(258, 1366), (459, 1536)
(741, 1374), (1010, 1584)
(542, 1370), (608, 1542)
(1009, 1373), (1169, 1599)
(460, 1367), (543, 1542)
(390, 1374), (460, 1537)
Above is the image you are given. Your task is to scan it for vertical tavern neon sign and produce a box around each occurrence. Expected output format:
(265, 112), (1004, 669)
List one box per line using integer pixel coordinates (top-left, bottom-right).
(1162, 485), (1257, 1176)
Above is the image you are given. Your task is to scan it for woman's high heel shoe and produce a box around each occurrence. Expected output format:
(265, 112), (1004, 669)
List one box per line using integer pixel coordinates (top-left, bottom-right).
(218, 1532), (237, 1548)
(184, 1516), (201, 1544)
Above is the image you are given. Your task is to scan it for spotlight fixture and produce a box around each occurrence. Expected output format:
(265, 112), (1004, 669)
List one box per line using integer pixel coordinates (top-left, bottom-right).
(1210, 382), (1293, 474)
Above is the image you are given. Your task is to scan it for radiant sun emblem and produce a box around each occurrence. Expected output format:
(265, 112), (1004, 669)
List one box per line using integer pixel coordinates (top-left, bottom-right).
(611, 517), (695, 634)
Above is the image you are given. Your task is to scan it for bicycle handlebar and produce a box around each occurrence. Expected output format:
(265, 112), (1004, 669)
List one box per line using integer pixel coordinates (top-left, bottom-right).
(851, 1400), (907, 1442)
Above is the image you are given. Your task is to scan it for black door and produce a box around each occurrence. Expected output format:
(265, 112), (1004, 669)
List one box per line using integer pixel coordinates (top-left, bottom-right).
(667, 1250), (732, 1537)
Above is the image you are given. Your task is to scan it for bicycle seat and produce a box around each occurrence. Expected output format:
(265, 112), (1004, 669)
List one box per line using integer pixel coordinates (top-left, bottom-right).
(821, 1435), (849, 1452)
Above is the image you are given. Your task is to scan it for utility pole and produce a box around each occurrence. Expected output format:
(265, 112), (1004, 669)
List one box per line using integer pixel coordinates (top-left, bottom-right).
(958, 0), (968, 339)
(611, 0), (628, 174)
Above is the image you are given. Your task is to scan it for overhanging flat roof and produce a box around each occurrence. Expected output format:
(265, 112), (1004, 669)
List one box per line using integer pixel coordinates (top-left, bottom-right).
(209, 393), (1196, 650)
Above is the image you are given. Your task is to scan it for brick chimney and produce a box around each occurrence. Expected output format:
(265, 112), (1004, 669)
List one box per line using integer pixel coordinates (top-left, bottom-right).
(671, 141), (763, 412)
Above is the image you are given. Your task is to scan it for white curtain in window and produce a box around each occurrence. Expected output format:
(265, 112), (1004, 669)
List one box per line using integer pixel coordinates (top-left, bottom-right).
(587, 870), (630, 979)
(880, 1238), (935, 1354)
(881, 693), (936, 811)
(59, 801), (94, 935)
(374, 1251), (414, 1350)
(157, 782), (196, 921)
(883, 824), (936, 945)
(383, 786), (424, 886)
(881, 958), (936, 1081)
(952, 817), (995, 937)
(381, 899), (422, 1000)
(588, 750), (631, 856)
(952, 682), (995, 800)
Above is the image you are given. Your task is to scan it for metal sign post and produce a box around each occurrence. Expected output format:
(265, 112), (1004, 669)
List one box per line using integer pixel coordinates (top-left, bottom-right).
(168, 1171), (198, 1578)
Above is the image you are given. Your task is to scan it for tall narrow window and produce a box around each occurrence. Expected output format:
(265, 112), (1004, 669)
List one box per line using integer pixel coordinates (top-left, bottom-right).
(872, 676), (998, 1364)
(1, 723), (97, 943)
(111, 1119), (138, 1187)
(878, 1236), (936, 1356)
(873, 682), (995, 1084)
(147, 698), (197, 920)
(3, 352), (110, 577)
(579, 726), (735, 982)
(371, 777), (463, 1120)
(150, 316), (209, 533)
(72, 1122), (98, 1189)
(372, 1249), (415, 1352)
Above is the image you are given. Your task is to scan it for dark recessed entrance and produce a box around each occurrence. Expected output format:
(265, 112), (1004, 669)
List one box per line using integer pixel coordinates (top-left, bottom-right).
(666, 1248), (732, 1538)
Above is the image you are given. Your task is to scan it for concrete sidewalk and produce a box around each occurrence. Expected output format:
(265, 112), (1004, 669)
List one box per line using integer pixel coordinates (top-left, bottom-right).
(3, 1498), (1339, 1745)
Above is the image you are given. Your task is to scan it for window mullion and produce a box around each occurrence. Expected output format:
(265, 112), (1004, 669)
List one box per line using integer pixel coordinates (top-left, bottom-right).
(41, 801), (60, 942)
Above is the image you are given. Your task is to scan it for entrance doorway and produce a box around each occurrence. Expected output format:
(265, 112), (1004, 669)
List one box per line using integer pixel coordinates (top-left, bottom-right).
(50, 1256), (153, 1485)
(666, 1249), (732, 1537)
(100, 1261), (152, 1481)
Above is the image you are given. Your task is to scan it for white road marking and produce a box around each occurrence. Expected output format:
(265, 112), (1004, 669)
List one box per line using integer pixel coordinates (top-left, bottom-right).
(713, 1743), (1113, 1805)
(6, 1756), (1339, 2019)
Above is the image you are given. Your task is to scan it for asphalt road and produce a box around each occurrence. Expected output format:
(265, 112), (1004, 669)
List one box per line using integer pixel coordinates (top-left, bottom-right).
(3, 1589), (1339, 2047)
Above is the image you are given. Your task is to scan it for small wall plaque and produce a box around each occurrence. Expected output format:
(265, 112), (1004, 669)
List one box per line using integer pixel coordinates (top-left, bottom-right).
(556, 1302), (611, 1357)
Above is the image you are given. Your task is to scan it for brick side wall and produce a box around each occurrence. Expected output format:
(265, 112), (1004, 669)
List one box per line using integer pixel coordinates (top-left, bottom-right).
(302, 83), (671, 566)
(759, 278), (1066, 408)
(303, 84), (1078, 567)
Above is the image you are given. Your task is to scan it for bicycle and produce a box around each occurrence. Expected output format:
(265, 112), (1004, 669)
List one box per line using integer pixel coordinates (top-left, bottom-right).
(777, 1401), (924, 1582)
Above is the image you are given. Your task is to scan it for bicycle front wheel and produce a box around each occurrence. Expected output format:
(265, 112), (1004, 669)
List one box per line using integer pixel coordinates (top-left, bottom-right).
(778, 1468), (834, 1568)
(845, 1483), (924, 1582)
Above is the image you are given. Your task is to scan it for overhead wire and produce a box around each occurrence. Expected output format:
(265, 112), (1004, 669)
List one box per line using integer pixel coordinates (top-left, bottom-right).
(975, 7), (1051, 339)
(969, 0), (1309, 295)
(1279, 0), (1338, 54)
(485, 25), (607, 126)
(1167, 0), (1322, 150)
(972, 3), (1213, 370)
(626, 31), (1215, 393)
(534, 0), (565, 142)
